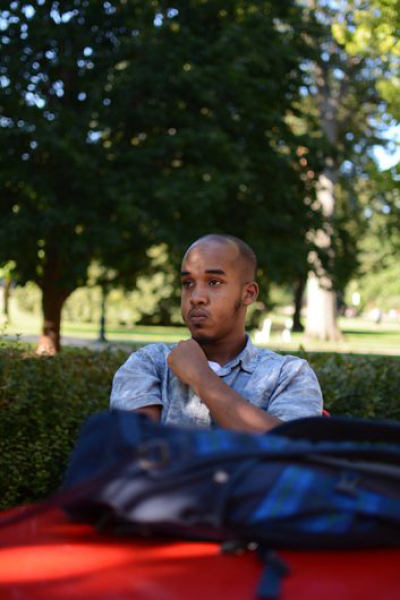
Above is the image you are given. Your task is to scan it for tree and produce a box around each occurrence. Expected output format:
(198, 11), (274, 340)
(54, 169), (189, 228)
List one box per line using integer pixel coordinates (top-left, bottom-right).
(0, 2), (153, 353)
(334, 0), (400, 120)
(344, 162), (400, 313)
(333, 0), (400, 320)
(104, 0), (324, 298)
(335, 0), (400, 230)
(299, 0), (386, 340)
(0, 262), (14, 323)
(1, 0), (323, 352)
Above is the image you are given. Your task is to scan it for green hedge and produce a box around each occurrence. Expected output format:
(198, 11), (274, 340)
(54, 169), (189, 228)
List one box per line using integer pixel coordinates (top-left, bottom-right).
(0, 344), (399, 510)
(300, 352), (400, 420)
(0, 345), (127, 510)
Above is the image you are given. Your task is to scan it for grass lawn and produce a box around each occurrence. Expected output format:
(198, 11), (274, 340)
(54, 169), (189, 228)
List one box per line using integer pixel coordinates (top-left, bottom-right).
(2, 300), (400, 355)
(264, 314), (400, 355)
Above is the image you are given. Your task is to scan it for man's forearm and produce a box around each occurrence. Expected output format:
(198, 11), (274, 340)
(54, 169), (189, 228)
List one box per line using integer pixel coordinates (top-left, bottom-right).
(167, 338), (281, 433)
(193, 372), (281, 434)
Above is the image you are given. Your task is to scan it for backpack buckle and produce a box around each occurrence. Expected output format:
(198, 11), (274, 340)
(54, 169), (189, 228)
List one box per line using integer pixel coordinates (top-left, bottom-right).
(136, 440), (170, 470)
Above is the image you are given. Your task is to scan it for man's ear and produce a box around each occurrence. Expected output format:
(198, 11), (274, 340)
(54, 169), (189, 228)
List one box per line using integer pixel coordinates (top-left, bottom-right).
(242, 282), (259, 306)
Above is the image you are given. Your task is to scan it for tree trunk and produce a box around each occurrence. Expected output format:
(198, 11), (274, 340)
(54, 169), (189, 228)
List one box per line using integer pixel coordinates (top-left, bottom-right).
(36, 285), (71, 355)
(305, 270), (342, 341)
(305, 170), (343, 341)
(2, 277), (11, 321)
(305, 50), (344, 342)
(292, 277), (306, 332)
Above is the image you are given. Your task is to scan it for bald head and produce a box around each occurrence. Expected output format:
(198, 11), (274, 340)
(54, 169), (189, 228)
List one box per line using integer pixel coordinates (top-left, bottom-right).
(183, 234), (257, 282)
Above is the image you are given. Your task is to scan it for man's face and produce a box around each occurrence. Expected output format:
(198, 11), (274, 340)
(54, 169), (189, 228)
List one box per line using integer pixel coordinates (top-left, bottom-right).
(180, 240), (253, 345)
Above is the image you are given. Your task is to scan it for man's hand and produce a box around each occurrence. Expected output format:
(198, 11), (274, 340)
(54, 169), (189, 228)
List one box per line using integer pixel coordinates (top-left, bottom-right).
(167, 339), (215, 392)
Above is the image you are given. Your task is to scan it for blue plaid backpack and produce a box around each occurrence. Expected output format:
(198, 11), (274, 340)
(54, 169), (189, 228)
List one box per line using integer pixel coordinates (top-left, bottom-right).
(60, 410), (400, 598)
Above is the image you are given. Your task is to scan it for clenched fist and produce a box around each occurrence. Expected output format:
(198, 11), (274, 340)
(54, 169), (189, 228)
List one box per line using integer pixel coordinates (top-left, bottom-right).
(167, 339), (215, 392)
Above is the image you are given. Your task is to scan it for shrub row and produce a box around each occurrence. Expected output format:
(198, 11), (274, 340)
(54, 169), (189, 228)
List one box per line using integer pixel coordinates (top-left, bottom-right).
(299, 351), (400, 420)
(0, 344), (399, 509)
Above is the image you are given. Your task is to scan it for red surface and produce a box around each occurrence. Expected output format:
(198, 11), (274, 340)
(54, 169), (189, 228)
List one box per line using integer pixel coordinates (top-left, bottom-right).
(1, 506), (400, 600)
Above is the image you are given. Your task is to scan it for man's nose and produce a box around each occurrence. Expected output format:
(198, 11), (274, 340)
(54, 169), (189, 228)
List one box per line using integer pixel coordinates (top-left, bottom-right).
(190, 284), (208, 305)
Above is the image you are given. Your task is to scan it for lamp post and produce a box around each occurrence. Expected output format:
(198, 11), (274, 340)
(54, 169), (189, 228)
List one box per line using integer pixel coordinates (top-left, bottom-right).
(97, 283), (108, 343)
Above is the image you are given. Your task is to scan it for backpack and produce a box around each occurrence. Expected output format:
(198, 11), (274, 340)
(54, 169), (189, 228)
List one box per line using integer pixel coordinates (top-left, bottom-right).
(59, 410), (400, 598)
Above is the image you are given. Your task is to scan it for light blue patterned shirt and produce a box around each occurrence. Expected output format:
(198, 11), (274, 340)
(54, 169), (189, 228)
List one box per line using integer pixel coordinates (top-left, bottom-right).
(110, 337), (323, 428)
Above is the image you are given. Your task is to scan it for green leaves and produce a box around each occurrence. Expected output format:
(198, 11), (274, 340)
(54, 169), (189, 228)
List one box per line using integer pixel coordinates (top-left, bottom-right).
(0, 344), (399, 509)
(0, 345), (126, 508)
(0, 0), (326, 343)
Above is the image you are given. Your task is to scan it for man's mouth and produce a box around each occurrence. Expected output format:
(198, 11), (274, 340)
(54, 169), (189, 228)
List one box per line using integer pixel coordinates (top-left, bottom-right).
(188, 310), (209, 323)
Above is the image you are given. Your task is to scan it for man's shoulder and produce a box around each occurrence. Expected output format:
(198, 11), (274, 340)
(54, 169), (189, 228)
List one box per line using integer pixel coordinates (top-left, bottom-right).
(252, 346), (282, 361)
(113, 342), (174, 380)
(251, 345), (294, 365)
(250, 345), (310, 373)
(128, 342), (173, 364)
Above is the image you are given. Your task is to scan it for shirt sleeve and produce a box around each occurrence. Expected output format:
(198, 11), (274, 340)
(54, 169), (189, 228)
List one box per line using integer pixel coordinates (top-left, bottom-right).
(267, 356), (323, 421)
(109, 346), (164, 412)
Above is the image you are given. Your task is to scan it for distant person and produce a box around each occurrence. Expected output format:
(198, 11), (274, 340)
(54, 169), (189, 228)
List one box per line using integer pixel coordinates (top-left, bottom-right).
(110, 234), (323, 433)
(371, 307), (382, 324)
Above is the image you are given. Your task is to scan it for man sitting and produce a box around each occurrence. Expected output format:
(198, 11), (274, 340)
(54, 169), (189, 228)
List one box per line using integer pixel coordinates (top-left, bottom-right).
(110, 234), (323, 433)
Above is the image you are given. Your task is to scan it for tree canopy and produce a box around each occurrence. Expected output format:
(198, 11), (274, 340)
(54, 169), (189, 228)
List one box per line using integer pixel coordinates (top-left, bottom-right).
(333, 0), (400, 310)
(0, 1), (154, 351)
(0, 1), (327, 351)
(333, 0), (400, 121)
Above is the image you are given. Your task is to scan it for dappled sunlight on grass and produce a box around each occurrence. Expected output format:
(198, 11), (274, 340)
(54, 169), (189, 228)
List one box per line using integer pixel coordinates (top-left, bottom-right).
(3, 300), (399, 355)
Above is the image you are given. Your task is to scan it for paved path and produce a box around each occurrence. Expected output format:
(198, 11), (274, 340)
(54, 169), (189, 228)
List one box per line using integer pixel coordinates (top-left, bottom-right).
(4, 333), (400, 356)
(3, 334), (132, 351)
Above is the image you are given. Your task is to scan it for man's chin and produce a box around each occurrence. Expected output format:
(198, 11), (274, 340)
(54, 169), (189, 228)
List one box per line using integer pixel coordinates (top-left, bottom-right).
(191, 331), (215, 345)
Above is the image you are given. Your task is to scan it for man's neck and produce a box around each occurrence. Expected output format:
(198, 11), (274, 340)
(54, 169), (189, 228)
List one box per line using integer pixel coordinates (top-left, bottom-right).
(199, 334), (247, 366)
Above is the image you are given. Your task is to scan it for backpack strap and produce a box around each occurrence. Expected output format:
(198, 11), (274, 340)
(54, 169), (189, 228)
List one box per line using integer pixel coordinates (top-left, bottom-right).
(272, 416), (400, 446)
(256, 548), (289, 599)
(221, 541), (289, 599)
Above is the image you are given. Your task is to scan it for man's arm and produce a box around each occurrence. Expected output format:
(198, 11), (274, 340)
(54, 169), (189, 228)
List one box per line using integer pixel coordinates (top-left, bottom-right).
(168, 339), (281, 434)
(110, 346), (164, 418)
(134, 405), (162, 421)
(266, 355), (323, 421)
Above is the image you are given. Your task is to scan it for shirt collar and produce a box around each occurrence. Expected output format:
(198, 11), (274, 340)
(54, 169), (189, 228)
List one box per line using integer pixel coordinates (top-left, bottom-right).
(218, 335), (258, 375)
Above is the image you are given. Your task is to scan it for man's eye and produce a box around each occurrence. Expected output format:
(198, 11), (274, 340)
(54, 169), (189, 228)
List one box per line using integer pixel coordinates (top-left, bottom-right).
(209, 280), (222, 286)
(182, 280), (193, 288)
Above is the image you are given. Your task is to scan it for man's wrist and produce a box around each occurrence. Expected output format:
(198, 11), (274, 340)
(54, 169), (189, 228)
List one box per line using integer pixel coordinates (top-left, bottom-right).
(192, 367), (221, 399)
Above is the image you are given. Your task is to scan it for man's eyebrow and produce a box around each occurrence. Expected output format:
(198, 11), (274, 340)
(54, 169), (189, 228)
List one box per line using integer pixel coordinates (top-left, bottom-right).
(180, 269), (226, 276)
(205, 269), (226, 275)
